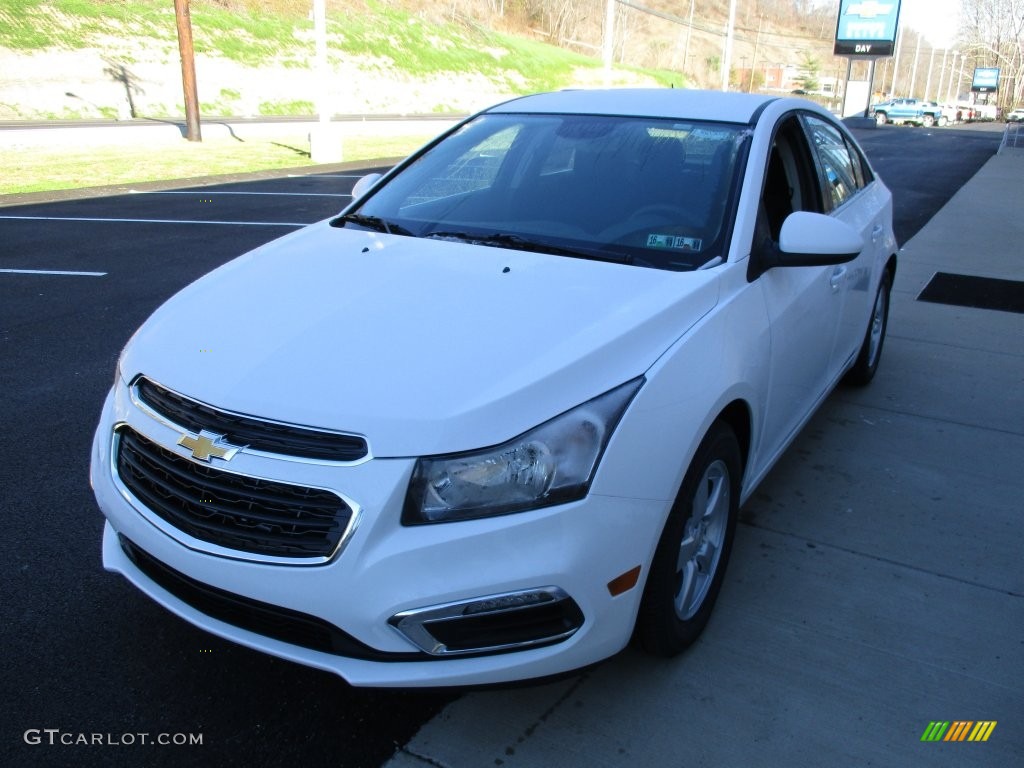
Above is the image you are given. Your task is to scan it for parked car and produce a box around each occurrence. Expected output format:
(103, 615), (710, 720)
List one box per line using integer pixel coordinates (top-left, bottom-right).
(1006, 107), (1024, 122)
(958, 102), (998, 122)
(871, 97), (947, 126)
(90, 89), (898, 687)
(923, 101), (958, 125)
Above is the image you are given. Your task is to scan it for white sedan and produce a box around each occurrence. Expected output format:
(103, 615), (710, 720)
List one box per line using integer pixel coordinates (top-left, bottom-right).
(90, 89), (897, 687)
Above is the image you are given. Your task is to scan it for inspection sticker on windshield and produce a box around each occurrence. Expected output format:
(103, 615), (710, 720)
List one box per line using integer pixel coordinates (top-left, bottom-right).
(646, 234), (702, 250)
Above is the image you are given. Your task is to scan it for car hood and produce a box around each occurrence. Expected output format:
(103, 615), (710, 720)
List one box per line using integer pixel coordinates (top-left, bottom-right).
(120, 223), (720, 457)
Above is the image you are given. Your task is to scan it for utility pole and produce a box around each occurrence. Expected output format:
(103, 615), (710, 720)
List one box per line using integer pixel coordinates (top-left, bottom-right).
(683, 0), (695, 79)
(956, 54), (967, 103)
(173, 0), (201, 142)
(909, 32), (921, 97)
(889, 22), (903, 97)
(749, 16), (763, 93)
(924, 46), (936, 100)
(722, 0), (738, 91)
(946, 52), (959, 102)
(309, 0), (342, 162)
(603, 0), (615, 86)
(936, 49), (949, 103)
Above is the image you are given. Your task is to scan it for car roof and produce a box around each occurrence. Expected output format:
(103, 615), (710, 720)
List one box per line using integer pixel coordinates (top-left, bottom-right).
(487, 88), (779, 124)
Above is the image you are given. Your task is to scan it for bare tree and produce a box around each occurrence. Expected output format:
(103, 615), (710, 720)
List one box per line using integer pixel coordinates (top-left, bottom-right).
(959, 0), (1024, 108)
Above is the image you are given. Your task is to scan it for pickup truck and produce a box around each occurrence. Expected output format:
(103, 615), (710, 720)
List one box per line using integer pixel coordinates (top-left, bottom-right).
(871, 98), (948, 127)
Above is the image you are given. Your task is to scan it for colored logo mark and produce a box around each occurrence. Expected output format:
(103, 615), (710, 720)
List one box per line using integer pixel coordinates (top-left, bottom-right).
(178, 430), (242, 462)
(921, 721), (997, 742)
(847, 2), (894, 19)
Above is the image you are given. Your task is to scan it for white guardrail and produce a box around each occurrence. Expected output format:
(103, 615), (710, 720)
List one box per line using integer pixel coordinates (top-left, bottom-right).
(999, 122), (1024, 153)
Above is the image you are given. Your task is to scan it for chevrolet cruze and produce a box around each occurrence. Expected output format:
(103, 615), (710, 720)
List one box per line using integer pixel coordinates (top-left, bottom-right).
(91, 89), (897, 687)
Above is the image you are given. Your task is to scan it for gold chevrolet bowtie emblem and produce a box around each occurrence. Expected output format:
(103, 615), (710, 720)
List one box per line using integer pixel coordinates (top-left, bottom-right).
(178, 430), (242, 462)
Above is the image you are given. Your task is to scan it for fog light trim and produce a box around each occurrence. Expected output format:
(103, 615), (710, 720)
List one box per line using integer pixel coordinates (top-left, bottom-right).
(389, 587), (583, 656)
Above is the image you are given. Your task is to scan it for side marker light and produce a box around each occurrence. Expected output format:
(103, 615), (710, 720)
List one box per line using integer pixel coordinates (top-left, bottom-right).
(607, 565), (642, 596)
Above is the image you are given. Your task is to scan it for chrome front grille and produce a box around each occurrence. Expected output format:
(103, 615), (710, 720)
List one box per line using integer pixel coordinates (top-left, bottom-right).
(134, 376), (368, 462)
(116, 427), (353, 559)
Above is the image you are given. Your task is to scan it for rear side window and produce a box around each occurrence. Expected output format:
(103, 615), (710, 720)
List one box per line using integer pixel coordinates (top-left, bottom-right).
(848, 135), (874, 187)
(803, 115), (861, 210)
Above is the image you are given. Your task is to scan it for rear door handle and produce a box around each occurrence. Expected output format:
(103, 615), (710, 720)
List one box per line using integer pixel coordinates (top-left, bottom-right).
(872, 225), (883, 244)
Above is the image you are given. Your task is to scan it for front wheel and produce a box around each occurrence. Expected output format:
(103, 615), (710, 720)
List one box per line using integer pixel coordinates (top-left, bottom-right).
(635, 422), (742, 656)
(875, 112), (888, 125)
(922, 114), (935, 127)
(845, 270), (891, 386)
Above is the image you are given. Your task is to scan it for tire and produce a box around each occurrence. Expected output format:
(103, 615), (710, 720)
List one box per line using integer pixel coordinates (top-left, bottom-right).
(875, 112), (887, 126)
(938, 115), (949, 127)
(922, 114), (935, 127)
(635, 422), (742, 656)
(845, 270), (891, 386)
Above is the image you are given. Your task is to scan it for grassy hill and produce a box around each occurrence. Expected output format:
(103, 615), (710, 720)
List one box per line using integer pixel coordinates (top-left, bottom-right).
(0, 0), (687, 121)
(0, 0), (839, 195)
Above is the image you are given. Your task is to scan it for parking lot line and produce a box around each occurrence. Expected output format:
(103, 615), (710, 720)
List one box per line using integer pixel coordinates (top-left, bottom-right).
(0, 215), (307, 227)
(296, 174), (367, 179)
(0, 268), (106, 276)
(130, 191), (350, 198)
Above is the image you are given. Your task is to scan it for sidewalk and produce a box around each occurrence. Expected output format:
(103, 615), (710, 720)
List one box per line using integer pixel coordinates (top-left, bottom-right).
(385, 153), (1024, 765)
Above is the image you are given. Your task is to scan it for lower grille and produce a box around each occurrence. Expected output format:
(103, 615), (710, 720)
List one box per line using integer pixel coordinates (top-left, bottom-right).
(116, 427), (352, 559)
(119, 535), (424, 661)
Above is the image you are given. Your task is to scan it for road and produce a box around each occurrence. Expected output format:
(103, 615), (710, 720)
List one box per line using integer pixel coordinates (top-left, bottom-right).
(0, 122), (1005, 767)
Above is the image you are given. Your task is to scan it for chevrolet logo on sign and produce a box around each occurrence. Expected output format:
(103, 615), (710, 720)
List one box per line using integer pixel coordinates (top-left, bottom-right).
(178, 430), (243, 462)
(846, 1), (893, 18)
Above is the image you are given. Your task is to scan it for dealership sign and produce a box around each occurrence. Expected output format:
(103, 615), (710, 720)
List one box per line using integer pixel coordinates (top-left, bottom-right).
(971, 67), (1000, 92)
(834, 0), (902, 56)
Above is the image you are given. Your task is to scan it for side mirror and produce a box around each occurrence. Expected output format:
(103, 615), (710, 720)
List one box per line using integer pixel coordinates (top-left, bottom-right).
(750, 211), (864, 280)
(776, 211), (863, 266)
(351, 173), (383, 201)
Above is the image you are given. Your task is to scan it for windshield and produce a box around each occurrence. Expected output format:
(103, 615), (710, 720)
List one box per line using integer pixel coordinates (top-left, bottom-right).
(336, 113), (747, 270)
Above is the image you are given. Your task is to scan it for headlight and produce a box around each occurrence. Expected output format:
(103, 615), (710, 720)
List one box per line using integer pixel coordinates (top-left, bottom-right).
(402, 378), (643, 524)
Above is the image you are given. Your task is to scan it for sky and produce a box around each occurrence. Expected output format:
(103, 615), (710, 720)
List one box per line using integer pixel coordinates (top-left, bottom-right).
(899, 0), (963, 48)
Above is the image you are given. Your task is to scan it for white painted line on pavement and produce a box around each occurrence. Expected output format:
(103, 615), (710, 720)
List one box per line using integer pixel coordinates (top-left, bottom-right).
(0, 215), (307, 227)
(0, 268), (107, 276)
(132, 188), (350, 196)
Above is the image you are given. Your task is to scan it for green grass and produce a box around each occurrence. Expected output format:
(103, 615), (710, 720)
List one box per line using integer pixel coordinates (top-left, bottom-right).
(0, 132), (437, 196)
(192, 5), (299, 65)
(0, 0), (679, 194)
(0, 0), (172, 50)
(257, 99), (315, 116)
(0, 0), (640, 98)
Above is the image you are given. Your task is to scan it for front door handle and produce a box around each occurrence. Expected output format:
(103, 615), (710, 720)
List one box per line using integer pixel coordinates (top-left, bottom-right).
(830, 266), (847, 292)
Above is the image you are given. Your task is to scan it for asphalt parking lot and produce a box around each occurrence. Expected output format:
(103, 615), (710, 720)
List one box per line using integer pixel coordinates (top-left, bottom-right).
(1, 163), (458, 768)
(1, 123), (1020, 767)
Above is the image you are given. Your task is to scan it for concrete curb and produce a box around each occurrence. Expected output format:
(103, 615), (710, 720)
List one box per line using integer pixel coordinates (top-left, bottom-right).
(0, 156), (405, 209)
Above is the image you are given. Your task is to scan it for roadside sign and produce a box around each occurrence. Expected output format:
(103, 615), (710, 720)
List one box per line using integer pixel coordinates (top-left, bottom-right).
(834, 0), (902, 57)
(971, 67), (1000, 93)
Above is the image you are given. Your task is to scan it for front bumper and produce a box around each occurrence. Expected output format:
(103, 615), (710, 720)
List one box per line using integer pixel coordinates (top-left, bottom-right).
(90, 382), (668, 687)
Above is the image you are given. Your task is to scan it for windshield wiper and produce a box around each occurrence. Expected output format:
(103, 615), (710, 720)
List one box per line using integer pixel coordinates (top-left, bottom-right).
(423, 231), (632, 265)
(334, 213), (413, 236)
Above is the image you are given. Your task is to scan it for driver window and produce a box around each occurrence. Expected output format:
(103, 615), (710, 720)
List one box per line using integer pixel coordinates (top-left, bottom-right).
(760, 117), (821, 241)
